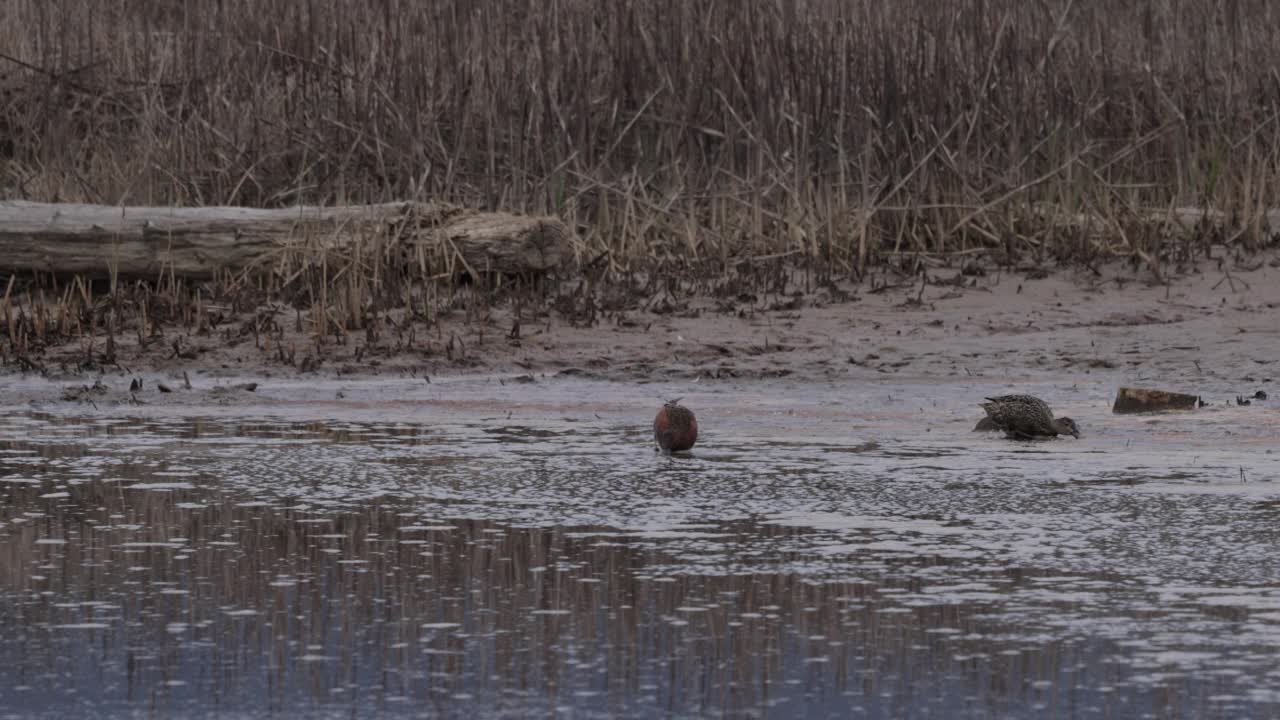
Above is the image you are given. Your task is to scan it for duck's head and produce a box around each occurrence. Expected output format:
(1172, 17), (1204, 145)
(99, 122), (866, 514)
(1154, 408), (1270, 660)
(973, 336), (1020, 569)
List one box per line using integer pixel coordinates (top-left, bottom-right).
(1054, 417), (1081, 438)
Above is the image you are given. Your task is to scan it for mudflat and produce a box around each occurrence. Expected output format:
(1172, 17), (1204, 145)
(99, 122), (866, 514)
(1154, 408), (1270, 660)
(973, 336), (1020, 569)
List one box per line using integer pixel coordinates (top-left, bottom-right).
(9, 255), (1278, 408)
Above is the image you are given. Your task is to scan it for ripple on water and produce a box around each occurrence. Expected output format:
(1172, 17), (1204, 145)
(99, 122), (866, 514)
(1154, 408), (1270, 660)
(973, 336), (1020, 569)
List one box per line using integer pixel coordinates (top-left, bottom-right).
(0, 381), (1277, 718)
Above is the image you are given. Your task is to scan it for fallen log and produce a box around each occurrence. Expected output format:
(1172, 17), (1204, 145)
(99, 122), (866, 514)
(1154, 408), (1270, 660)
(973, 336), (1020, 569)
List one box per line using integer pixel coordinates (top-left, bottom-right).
(1030, 203), (1280, 246)
(0, 200), (572, 278)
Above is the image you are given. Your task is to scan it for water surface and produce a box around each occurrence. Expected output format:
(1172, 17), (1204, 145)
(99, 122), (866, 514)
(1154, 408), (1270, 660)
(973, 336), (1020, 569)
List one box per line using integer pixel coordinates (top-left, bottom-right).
(0, 375), (1276, 718)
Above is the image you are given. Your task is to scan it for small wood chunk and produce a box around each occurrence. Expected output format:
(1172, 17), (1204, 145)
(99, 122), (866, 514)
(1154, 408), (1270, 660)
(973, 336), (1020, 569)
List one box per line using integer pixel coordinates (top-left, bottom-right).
(1112, 387), (1200, 414)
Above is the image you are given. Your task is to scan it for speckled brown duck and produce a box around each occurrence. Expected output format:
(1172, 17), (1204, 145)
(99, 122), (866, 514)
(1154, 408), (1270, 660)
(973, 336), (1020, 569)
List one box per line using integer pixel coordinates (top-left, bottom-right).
(979, 394), (1080, 440)
(654, 399), (698, 453)
(972, 416), (998, 432)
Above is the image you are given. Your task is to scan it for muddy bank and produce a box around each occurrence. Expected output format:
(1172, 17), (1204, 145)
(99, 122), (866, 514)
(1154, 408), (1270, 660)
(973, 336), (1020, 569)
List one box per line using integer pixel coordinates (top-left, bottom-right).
(4, 255), (1280, 407)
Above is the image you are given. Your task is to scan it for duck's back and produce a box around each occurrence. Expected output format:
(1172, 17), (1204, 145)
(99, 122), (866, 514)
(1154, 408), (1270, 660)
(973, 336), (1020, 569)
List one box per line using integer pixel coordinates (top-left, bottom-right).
(654, 403), (698, 452)
(981, 395), (1057, 437)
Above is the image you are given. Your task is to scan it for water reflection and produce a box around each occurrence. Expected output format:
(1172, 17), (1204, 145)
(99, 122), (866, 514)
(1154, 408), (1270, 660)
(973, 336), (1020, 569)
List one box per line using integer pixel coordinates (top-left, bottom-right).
(0, 408), (1275, 718)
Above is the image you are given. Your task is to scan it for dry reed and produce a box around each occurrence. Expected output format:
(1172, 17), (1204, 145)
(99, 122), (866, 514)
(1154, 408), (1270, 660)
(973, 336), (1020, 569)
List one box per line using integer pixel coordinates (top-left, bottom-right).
(1, 0), (1278, 366)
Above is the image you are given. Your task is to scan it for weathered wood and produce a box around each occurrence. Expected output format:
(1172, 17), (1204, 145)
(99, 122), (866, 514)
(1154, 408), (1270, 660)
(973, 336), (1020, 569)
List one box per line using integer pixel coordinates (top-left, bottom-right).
(440, 212), (573, 277)
(1112, 387), (1201, 414)
(0, 200), (571, 278)
(1031, 203), (1280, 243)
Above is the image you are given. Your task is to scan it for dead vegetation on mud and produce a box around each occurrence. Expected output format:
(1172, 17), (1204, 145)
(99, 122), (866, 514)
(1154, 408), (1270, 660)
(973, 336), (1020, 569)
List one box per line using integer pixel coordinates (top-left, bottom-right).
(5, 252), (1278, 416)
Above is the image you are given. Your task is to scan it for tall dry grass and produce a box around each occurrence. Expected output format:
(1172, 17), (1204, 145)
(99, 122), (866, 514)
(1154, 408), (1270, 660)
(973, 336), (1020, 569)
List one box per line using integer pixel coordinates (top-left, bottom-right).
(0, 0), (1279, 367)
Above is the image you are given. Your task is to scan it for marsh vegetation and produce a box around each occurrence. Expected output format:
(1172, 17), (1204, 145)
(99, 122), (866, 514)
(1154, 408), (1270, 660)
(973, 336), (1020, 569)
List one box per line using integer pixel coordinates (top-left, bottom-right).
(3, 0), (1280, 369)
(3, 0), (1278, 270)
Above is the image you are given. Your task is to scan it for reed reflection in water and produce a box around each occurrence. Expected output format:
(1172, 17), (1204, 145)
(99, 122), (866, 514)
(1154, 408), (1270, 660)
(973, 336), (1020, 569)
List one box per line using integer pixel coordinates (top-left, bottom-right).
(0, 478), (1232, 719)
(0, 407), (1272, 719)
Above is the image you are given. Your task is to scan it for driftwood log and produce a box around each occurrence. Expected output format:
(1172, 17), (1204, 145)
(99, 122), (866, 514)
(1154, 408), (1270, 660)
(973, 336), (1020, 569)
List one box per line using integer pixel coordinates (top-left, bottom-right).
(0, 200), (572, 278)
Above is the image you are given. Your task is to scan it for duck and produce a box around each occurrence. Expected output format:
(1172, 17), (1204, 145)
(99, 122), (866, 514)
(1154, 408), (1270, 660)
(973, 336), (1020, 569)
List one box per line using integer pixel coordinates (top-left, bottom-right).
(979, 394), (1080, 440)
(654, 399), (698, 453)
(972, 416), (998, 432)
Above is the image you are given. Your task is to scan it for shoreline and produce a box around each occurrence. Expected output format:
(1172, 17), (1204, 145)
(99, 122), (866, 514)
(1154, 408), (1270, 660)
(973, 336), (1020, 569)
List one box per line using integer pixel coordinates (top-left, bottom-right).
(3, 255), (1278, 409)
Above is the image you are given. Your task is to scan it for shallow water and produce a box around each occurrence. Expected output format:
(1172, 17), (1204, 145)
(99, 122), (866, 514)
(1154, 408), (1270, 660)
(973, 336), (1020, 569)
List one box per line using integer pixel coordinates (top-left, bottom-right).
(0, 375), (1277, 718)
